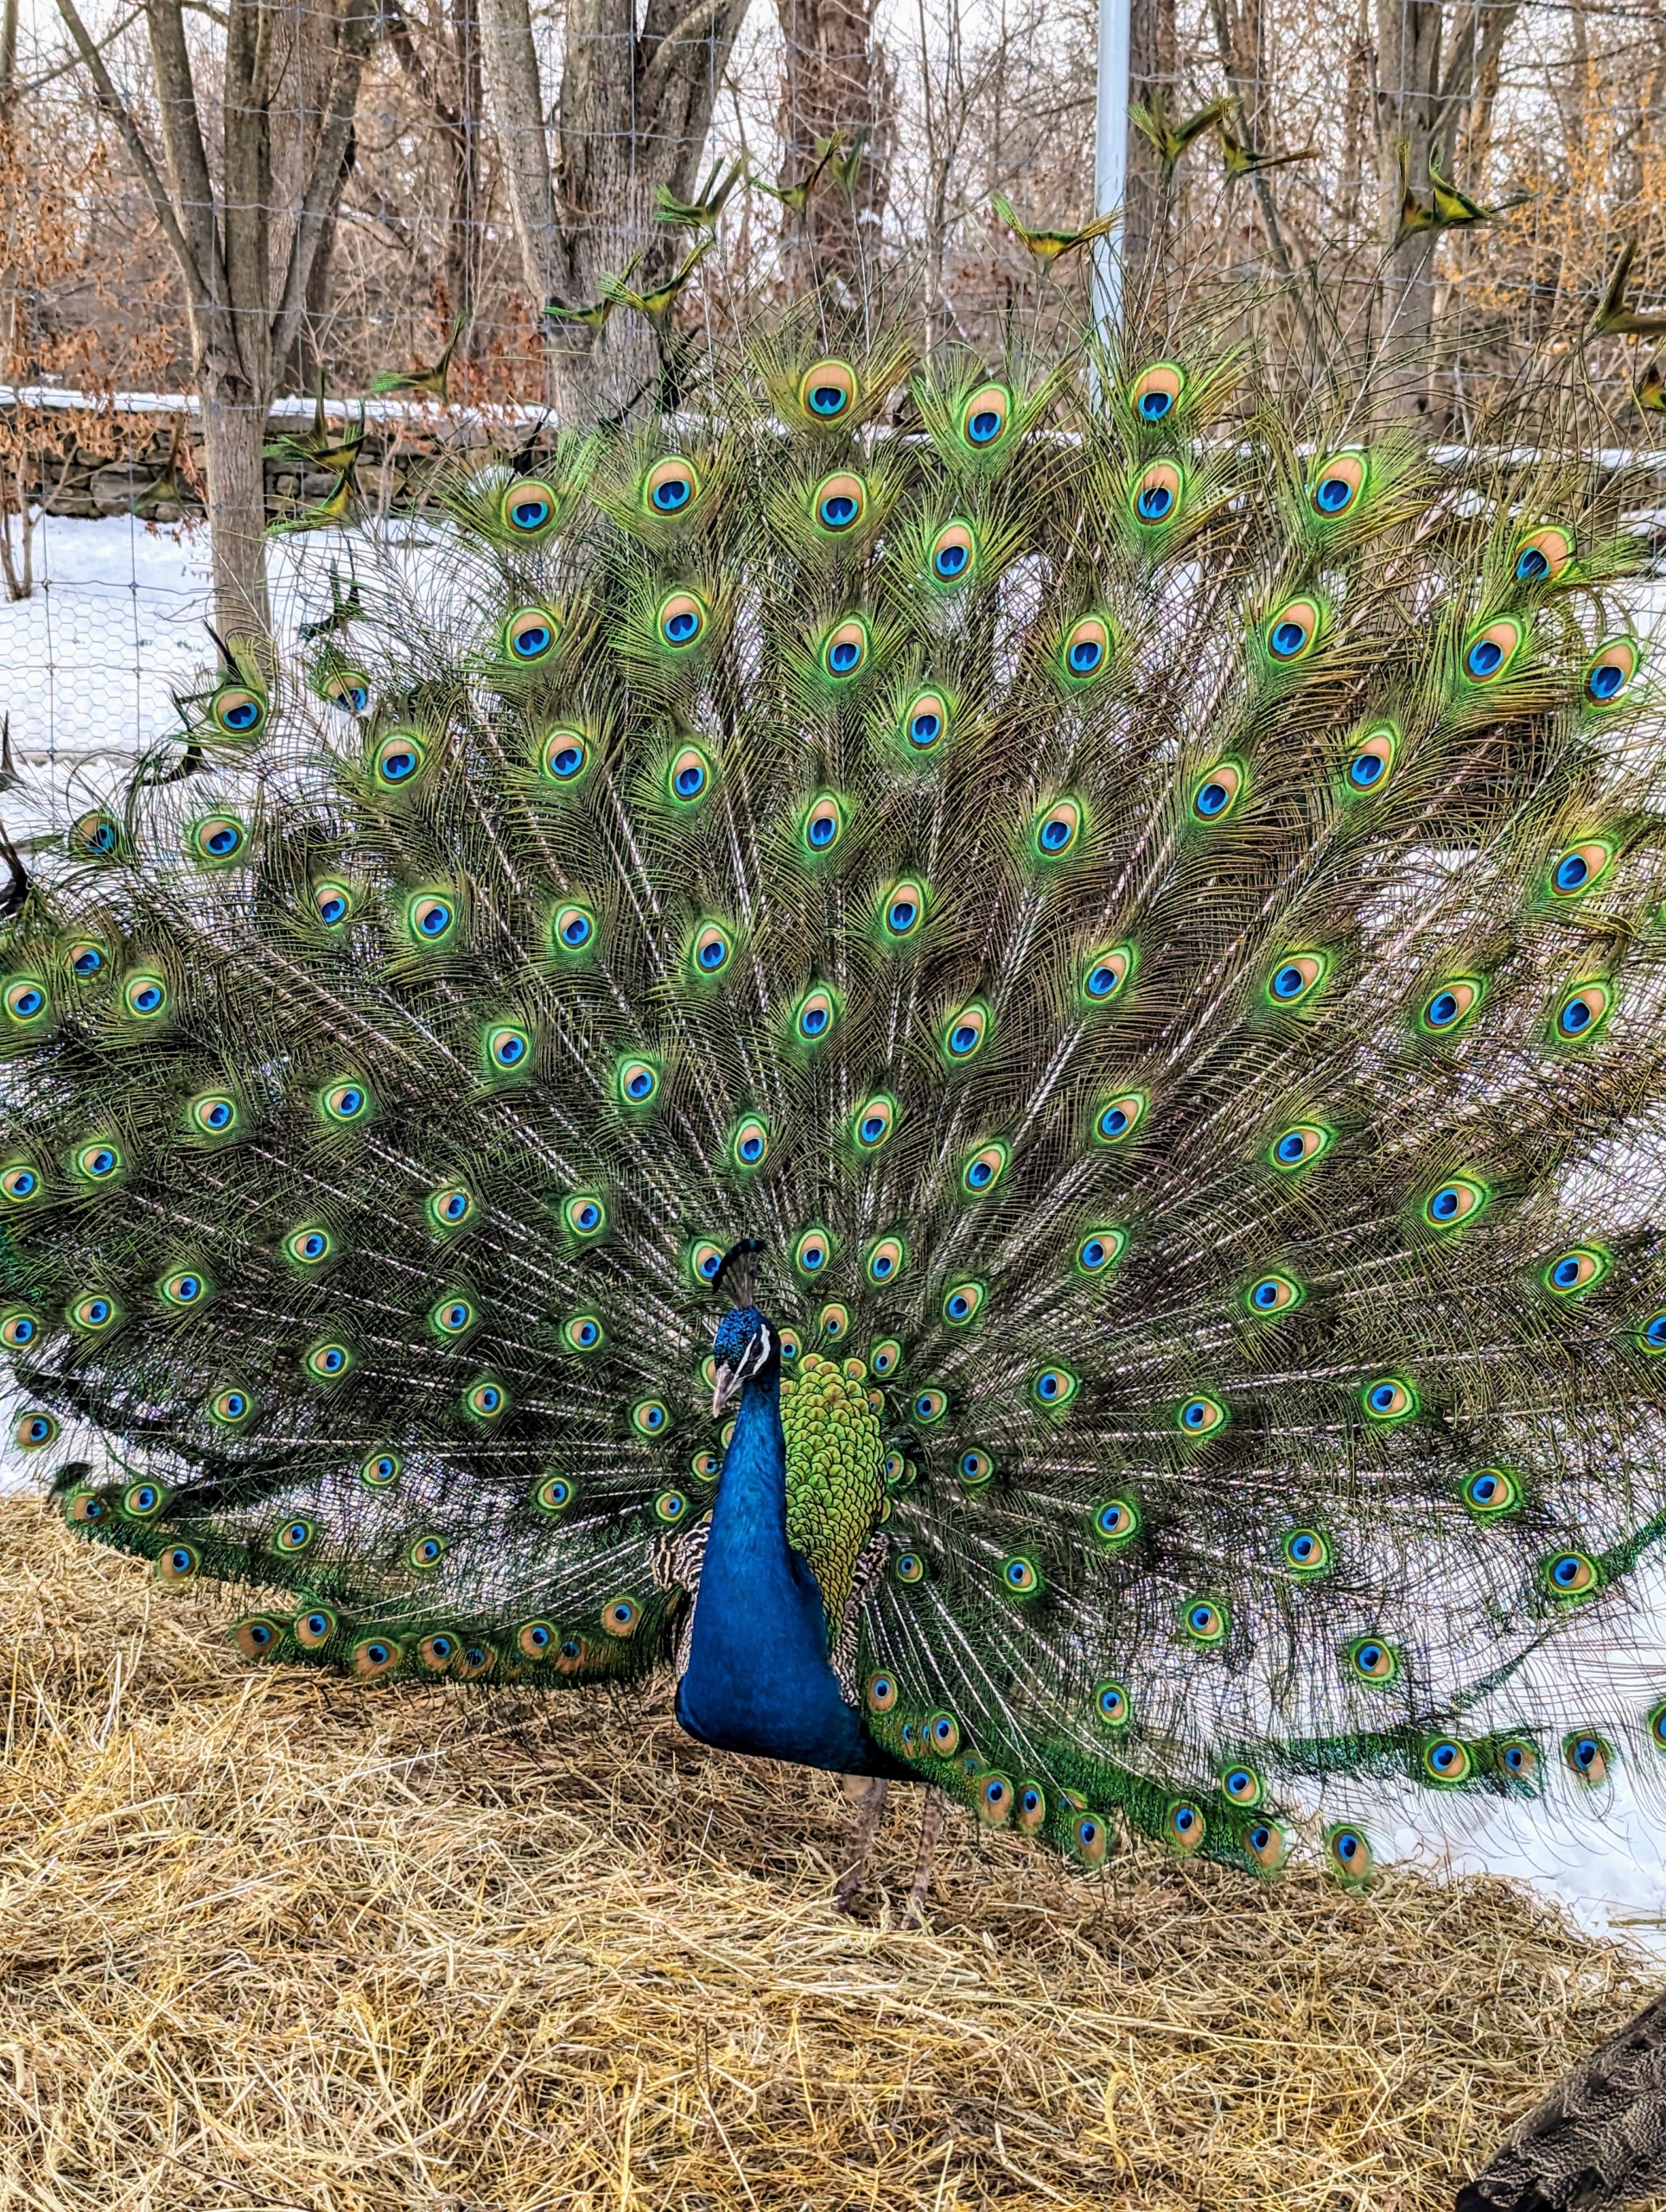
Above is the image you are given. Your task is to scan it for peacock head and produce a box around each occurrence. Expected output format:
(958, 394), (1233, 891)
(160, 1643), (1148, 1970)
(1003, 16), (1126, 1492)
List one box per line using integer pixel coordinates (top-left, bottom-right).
(710, 1238), (778, 1414)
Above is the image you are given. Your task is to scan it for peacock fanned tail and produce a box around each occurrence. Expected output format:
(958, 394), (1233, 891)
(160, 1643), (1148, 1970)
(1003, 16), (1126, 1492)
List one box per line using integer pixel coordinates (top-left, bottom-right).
(10, 302), (1666, 1880)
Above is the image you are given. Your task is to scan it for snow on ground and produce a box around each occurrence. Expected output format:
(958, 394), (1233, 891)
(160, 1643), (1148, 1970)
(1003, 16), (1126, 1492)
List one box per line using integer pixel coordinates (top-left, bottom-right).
(3, 511), (1666, 1947)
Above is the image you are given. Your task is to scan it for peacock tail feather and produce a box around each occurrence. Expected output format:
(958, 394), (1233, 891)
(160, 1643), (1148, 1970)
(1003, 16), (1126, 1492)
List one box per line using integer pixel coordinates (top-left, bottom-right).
(10, 304), (1666, 1876)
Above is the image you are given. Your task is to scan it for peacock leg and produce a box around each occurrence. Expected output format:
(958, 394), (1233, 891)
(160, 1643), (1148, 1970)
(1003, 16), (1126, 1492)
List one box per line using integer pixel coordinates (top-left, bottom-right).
(833, 1773), (889, 1912)
(901, 1787), (948, 1929)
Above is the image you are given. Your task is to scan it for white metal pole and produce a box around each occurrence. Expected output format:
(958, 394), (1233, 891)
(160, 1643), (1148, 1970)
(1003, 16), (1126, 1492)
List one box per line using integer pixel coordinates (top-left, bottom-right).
(1091, 0), (1130, 348)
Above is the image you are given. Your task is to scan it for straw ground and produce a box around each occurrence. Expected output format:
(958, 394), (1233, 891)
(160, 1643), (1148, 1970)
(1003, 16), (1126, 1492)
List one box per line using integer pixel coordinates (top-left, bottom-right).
(0, 1495), (1656, 2210)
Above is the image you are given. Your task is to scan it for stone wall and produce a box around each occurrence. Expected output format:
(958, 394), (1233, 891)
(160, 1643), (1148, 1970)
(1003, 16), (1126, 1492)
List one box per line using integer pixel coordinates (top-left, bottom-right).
(8, 405), (532, 524)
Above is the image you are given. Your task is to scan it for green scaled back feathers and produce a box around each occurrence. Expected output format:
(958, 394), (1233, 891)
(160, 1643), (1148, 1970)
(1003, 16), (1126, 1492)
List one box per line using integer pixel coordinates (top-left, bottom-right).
(10, 306), (1666, 1882)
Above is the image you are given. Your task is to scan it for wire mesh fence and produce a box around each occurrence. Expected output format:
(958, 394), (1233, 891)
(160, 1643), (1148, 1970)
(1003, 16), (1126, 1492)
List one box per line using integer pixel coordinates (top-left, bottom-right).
(0, 0), (1664, 770)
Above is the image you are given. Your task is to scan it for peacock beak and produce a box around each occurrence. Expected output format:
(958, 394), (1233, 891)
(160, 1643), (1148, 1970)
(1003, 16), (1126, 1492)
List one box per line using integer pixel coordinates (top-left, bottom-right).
(711, 1363), (741, 1418)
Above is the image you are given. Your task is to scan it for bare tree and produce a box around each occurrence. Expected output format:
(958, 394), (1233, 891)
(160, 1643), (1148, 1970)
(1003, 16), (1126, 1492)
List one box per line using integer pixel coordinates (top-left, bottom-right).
(478, 0), (752, 404)
(1124, 0), (1176, 276)
(1373, 0), (1522, 373)
(776, 0), (890, 289)
(54, 0), (375, 630)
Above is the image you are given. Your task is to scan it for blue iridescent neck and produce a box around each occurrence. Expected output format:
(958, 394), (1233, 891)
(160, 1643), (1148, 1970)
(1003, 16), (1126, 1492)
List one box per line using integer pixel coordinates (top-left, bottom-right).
(675, 1357), (903, 1777)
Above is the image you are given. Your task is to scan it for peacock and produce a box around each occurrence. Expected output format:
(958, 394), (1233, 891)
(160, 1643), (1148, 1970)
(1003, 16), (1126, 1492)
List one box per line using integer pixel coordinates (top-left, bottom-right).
(10, 294), (1666, 1923)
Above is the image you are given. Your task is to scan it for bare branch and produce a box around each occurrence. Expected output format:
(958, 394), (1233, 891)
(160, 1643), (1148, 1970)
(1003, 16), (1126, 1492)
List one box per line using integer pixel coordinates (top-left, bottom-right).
(52, 0), (209, 308)
(270, 0), (376, 370)
(637, 0), (739, 126)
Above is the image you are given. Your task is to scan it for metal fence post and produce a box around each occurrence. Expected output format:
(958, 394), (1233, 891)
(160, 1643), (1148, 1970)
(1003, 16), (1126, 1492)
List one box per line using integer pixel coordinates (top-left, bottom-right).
(1091, 0), (1130, 348)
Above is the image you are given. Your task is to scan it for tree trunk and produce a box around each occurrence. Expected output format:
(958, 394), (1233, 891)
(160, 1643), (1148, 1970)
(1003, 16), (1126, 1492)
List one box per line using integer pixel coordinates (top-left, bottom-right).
(1125, 0), (1176, 282)
(471, 0), (751, 410)
(201, 374), (270, 633)
(1374, 0), (1442, 375)
(476, 0), (560, 309)
(446, 0), (483, 342)
(776, 0), (887, 291)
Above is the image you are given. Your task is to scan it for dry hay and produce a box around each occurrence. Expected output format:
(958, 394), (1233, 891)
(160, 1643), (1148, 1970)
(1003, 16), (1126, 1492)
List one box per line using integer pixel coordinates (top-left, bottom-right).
(0, 1497), (1655, 2211)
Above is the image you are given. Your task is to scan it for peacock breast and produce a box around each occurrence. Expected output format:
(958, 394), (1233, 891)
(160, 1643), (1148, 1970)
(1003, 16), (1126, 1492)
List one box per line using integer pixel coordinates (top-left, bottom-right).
(781, 1351), (887, 1629)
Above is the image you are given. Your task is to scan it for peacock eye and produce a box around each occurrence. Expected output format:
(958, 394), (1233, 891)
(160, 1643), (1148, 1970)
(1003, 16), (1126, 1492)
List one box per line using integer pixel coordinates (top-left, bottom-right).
(1190, 762), (1243, 823)
(731, 1115), (769, 1168)
(814, 473), (866, 532)
(486, 1023), (531, 1071)
(1347, 1635), (1399, 1684)
(1031, 798), (1082, 858)
(1544, 1245), (1609, 1297)
(321, 1079), (370, 1124)
(1553, 979), (1612, 1042)
(1585, 639), (1637, 705)
(658, 591), (706, 647)
(1059, 616), (1110, 682)
(1129, 364), (1182, 420)
(1361, 1375), (1419, 1424)
(854, 1095), (895, 1150)
(822, 618), (868, 680)
(1093, 1497), (1140, 1543)
(799, 359), (856, 420)
(1266, 951), (1327, 1007)
(1311, 453), (1366, 516)
(465, 1377), (507, 1419)
(865, 1236), (906, 1286)
(1132, 461), (1181, 524)
(325, 672), (372, 715)
(1093, 1091), (1146, 1145)
(616, 1055), (659, 1104)
(551, 903), (596, 957)
(1082, 945), (1133, 1002)
(1327, 1827), (1372, 1879)
(213, 686), (265, 736)
(540, 729), (588, 785)
(961, 1140), (1008, 1194)
(802, 793), (845, 855)
(959, 383), (1011, 449)
(1266, 598), (1319, 662)
(903, 690), (950, 751)
(70, 810), (121, 859)
(692, 922), (731, 975)
(667, 745), (711, 804)
(1422, 1174), (1488, 1229)
(1463, 617), (1523, 683)
(505, 607), (559, 663)
(407, 892), (456, 944)
(313, 878), (354, 926)
(928, 523), (975, 583)
(1283, 1528), (1332, 1576)
(502, 477), (560, 535)
(794, 988), (837, 1043)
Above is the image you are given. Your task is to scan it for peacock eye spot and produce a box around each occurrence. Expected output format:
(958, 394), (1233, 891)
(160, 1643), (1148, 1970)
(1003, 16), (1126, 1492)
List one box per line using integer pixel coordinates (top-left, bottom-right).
(1271, 620), (1307, 657)
(661, 595), (703, 645)
(1517, 546), (1549, 581)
